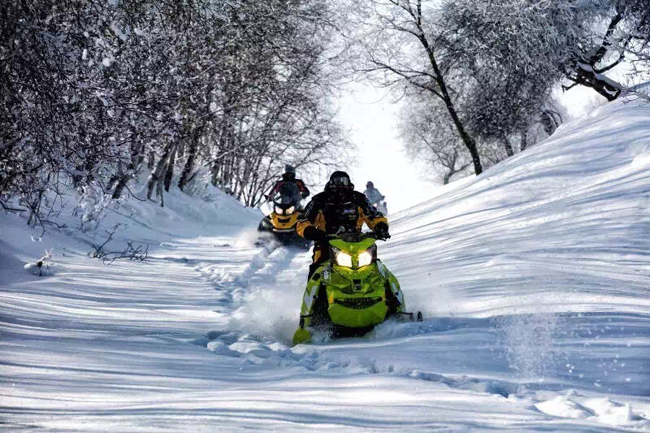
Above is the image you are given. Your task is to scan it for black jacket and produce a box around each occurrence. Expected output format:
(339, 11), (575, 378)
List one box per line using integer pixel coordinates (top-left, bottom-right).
(296, 190), (388, 239)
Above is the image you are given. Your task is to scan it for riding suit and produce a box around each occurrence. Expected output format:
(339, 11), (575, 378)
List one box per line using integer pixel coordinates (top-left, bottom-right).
(363, 186), (385, 206)
(297, 176), (389, 278)
(292, 172), (396, 345)
(268, 173), (310, 199)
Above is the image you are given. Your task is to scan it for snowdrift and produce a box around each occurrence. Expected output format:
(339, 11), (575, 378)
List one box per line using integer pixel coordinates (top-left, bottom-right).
(0, 181), (261, 278)
(389, 98), (650, 318)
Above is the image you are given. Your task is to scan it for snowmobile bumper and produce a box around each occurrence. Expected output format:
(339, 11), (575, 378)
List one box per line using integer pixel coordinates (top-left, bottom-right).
(292, 327), (312, 345)
(326, 293), (388, 328)
(258, 215), (310, 248)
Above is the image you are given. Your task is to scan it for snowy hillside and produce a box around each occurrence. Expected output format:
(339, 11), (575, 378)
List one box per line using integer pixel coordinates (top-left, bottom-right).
(1, 98), (649, 430)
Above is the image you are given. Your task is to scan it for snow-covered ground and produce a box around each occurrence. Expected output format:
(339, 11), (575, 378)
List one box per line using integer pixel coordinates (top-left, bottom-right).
(1, 98), (649, 430)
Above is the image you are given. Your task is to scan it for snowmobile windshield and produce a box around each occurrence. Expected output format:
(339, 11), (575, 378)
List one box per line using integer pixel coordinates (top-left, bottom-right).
(273, 183), (301, 208)
(333, 231), (379, 243)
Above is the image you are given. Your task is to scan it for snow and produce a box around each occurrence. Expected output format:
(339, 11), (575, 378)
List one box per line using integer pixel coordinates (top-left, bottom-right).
(535, 394), (593, 419)
(535, 393), (642, 426)
(1, 97), (650, 430)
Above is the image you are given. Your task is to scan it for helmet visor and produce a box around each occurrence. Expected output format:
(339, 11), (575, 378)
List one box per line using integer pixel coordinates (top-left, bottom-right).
(330, 175), (351, 188)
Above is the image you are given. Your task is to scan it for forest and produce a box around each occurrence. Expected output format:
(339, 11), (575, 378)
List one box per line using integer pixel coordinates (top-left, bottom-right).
(1, 0), (648, 226)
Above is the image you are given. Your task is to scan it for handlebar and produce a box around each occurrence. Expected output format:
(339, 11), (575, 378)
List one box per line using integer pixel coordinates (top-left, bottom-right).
(326, 231), (387, 241)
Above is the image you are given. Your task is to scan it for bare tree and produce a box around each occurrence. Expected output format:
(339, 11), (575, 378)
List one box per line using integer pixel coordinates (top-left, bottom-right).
(399, 93), (471, 184)
(349, 0), (483, 175)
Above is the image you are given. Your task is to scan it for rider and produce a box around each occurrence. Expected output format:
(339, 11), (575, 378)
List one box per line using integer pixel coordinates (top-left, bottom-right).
(297, 171), (390, 278)
(363, 181), (385, 207)
(268, 165), (310, 200)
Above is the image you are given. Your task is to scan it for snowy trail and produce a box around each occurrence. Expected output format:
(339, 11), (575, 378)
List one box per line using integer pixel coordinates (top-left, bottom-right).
(2, 235), (530, 431)
(2, 98), (650, 430)
(192, 238), (650, 430)
(2, 219), (649, 431)
(185, 98), (650, 430)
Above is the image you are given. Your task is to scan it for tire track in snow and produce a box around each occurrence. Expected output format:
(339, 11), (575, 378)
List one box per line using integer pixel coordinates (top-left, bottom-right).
(196, 320), (513, 399)
(233, 241), (282, 287)
(194, 240), (282, 310)
(179, 236), (650, 430)
(188, 236), (309, 342)
(186, 239), (523, 400)
(194, 323), (649, 429)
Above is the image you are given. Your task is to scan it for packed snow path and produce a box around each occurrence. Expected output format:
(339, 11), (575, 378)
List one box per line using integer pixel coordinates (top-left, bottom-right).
(2, 98), (650, 430)
(4, 233), (648, 431)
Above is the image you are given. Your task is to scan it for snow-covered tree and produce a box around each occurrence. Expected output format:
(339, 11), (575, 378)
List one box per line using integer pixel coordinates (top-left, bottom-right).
(0, 0), (347, 223)
(443, 0), (650, 102)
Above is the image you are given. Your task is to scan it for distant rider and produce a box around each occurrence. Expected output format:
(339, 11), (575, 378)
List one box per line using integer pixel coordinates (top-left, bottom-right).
(363, 181), (385, 207)
(268, 165), (310, 200)
(297, 171), (390, 278)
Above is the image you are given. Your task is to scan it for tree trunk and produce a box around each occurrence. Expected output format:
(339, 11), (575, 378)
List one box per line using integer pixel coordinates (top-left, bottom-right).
(112, 173), (129, 200)
(573, 66), (621, 101)
(520, 130), (528, 151)
(147, 140), (173, 201)
(147, 150), (156, 170)
(156, 175), (164, 207)
(540, 110), (561, 137)
(417, 32), (483, 175)
(147, 150), (155, 170)
(211, 160), (220, 187)
(179, 135), (198, 191)
(502, 135), (514, 157)
(113, 142), (144, 199)
(163, 144), (177, 192)
(567, 7), (624, 102)
(440, 93), (483, 174)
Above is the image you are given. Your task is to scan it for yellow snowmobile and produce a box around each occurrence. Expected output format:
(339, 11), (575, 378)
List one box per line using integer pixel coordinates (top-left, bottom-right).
(293, 231), (422, 345)
(258, 183), (310, 248)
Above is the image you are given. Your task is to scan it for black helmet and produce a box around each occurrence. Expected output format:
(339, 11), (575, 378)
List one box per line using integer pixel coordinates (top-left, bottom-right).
(282, 164), (296, 181)
(366, 181), (374, 189)
(327, 171), (353, 192)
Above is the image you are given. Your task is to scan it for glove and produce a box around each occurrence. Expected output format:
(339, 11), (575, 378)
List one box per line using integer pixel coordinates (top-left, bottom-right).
(374, 222), (391, 240)
(303, 226), (327, 241)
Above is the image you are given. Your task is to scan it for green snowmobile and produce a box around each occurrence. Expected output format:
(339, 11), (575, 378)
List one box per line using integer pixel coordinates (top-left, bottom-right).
(292, 232), (421, 345)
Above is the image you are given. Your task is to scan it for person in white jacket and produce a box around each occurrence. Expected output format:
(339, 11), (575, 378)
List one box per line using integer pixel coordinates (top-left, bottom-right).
(363, 181), (387, 215)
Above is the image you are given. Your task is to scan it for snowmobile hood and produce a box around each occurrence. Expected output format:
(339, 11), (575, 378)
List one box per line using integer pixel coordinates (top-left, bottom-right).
(329, 237), (375, 255)
(329, 237), (377, 272)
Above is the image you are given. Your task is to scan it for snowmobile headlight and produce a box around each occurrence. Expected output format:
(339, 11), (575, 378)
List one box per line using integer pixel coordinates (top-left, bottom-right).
(358, 250), (373, 267)
(274, 206), (284, 215)
(286, 206), (295, 214)
(335, 251), (353, 268)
